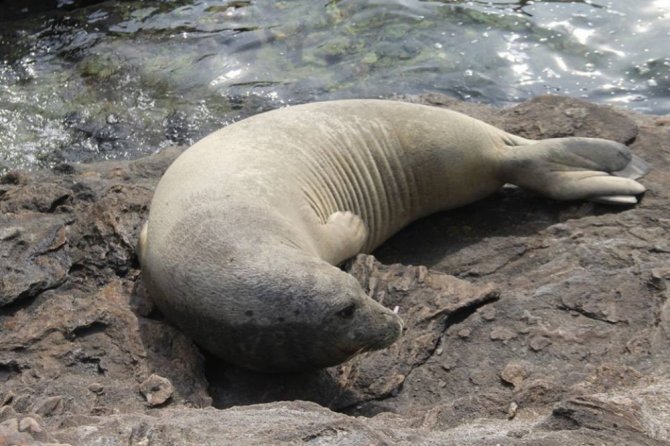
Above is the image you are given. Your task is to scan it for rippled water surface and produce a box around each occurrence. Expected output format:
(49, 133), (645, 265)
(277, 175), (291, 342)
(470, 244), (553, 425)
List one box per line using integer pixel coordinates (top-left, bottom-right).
(1, 0), (669, 170)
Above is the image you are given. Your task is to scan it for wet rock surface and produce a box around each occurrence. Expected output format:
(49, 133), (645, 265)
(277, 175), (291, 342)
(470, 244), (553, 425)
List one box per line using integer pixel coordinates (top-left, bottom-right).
(1, 95), (669, 445)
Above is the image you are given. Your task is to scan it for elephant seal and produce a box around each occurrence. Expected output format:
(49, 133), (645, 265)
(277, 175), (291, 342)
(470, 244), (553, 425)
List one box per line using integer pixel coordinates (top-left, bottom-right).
(138, 99), (647, 372)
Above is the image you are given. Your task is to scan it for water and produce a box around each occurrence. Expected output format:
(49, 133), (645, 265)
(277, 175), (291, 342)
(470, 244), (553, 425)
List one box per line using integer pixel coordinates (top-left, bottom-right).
(0, 0), (669, 171)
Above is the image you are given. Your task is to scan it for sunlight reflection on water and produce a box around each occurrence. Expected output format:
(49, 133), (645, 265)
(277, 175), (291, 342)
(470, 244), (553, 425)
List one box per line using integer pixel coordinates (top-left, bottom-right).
(0, 0), (668, 170)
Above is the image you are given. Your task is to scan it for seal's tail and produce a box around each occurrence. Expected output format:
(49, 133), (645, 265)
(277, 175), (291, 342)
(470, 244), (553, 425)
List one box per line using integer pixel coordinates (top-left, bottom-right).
(499, 136), (649, 205)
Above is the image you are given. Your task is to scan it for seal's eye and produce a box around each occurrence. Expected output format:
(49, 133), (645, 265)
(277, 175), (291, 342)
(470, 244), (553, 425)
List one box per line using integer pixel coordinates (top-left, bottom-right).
(337, 304), (356, 319)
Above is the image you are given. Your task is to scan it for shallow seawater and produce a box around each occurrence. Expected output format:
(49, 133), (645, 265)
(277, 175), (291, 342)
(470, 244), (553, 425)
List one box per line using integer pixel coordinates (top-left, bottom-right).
(0, 0), (669, 170)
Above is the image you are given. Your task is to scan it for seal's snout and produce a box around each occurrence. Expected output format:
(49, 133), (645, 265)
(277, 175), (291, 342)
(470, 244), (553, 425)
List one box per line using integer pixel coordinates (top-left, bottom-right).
(387, 309), (404, 341)
(385, 306), (403, 333)
(365, 304), (404, 351)
(339, 296), (404, 357)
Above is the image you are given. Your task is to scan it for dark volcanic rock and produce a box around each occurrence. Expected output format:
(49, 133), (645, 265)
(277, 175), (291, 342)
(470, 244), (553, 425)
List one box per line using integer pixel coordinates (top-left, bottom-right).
(0, 96), (669, 445)
(502, 94), (640, 143)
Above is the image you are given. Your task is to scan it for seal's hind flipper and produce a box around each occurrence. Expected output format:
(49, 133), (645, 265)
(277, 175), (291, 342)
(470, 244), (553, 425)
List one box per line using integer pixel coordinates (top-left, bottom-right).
(500, 137), (648, 205)
(587, 153), (649, 205)
(591, 155), (649, 205)
(613, 154), (649, 180)
(590, 195), (639, 205)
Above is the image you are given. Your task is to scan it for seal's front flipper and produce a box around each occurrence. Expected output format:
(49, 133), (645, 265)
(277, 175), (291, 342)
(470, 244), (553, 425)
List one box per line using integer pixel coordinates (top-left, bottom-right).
(500, 137), (648, 205)
(318, 211), (368, 265)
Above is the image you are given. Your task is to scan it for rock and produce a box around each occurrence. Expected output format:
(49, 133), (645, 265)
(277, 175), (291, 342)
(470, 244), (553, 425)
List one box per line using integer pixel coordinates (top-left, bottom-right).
(507, 401), (518, 420)
(516, 378), (566, 407)
(0, 418), (32, 446)
(500, 362), (528, 389)
(139, 374), (174, 407)
(0, 170), (26, 185)
(0, 406), (18, 422)
(528, 335), (551, 351)
(502, 94), (639, 143)
(0, 213), (72, 307)
(0, 95), (668, 445)
(457, 327), (472, 338)
(480, 306), (497, 321)
(87, 383), (104, 395)
(543, 393), (667, 445)
(18, 416), (42, 433)
(33, 396), (63, 417)
(490, 326), (517, 343)
(0, 415), (64, 445)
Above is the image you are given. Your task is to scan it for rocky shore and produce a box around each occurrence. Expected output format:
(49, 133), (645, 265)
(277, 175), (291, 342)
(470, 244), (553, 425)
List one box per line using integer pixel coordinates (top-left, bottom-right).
(1, 95), (669, 445)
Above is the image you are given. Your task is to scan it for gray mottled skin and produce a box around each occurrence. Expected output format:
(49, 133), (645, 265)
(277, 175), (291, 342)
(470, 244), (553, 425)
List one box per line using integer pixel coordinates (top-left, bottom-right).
(138, 99), (647, 372)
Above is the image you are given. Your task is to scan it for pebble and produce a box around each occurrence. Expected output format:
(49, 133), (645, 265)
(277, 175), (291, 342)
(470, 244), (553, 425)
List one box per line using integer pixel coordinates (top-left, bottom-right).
(34, 396), (63, 416)
(507, 401), (518, 419)
(88, 383), (105, 394)
(0, 226), (21, 240)
(18, 416), (41, 433)
(480, 306), (497, 321)
(529, 336), (552, 352)
(500, 362), (528, 389)
(457, 327), (472, 339)
(490, 327), (517, 343)
(140, 374), (174, 407)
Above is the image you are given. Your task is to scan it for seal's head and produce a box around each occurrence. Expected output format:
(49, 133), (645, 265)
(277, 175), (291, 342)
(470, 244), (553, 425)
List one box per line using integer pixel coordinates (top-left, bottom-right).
(144, 230), (404, 373)
(301, 271), (404, 369)
(188, 259), (404, 373)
